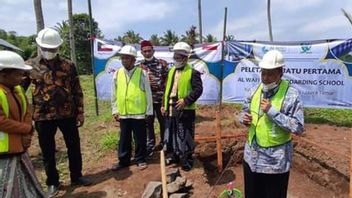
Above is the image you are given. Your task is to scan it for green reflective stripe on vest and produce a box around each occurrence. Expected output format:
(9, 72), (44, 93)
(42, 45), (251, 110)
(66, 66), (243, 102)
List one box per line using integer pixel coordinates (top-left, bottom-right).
(164, 64), (195, 111)
(248, 80), (291, 147)
(14, 86), (27, 120)
(0, 85), (27, 153)
(116, 67), (147, 116)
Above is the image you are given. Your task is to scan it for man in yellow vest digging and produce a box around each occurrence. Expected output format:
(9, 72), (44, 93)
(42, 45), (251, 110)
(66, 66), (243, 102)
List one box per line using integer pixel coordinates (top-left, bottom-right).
(162, 42), (203, 171)
(0, 50), (45, 197)
(240, 50), (304, 198)
(111, 45), (153, 171)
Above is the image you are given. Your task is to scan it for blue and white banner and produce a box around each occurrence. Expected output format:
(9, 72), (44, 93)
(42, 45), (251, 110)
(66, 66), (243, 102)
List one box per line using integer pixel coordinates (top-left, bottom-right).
(223, 39), (352, 109)
(94, 38), (352, 109)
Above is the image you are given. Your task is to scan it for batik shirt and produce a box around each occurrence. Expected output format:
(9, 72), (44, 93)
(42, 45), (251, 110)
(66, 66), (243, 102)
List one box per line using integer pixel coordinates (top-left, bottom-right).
(22, 56), (84, 121)
(239, 82), (304, 174)
(139, 57), (168, 103)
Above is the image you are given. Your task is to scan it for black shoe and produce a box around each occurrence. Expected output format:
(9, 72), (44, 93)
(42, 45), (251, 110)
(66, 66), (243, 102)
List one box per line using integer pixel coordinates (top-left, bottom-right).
(71, 176), (93, 186)
(47, 184), (60, 198)
(110, 163), (128, 171)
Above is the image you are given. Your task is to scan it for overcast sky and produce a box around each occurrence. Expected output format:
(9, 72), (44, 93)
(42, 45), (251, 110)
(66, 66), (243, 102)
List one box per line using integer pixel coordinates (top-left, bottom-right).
(1, 0), (351, 41)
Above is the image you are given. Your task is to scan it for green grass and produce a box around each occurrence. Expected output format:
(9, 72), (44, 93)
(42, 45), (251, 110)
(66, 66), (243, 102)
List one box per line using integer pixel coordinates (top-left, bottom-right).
(79, 75), (352, 153)
(100, 131), (119, 151)
(304, 108), (352, 127)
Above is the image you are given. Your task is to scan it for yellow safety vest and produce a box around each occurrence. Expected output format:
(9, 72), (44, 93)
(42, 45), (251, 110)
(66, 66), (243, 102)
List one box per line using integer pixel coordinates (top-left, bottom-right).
(248, 80), (291, 147)
(164, 64), (195, 111)
(0, 85), (27, 153)
(116, 67), (147, 116)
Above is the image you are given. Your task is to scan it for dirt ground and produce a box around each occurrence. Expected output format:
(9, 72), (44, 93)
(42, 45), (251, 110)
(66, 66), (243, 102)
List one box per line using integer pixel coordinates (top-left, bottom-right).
(28, 106), (350, 198)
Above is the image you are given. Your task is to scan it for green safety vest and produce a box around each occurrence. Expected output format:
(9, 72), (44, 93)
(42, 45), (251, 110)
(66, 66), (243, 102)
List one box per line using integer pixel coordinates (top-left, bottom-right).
(164, 64), (195, 111)
(116, 67), (147, 116)
(0, 85), (27, 153)
(248, 80), (291, 147)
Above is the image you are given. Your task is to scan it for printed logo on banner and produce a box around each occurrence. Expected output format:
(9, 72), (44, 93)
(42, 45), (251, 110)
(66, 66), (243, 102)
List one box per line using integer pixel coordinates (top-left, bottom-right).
(300, 43), (312, 54)
(261, 46), (288, 55)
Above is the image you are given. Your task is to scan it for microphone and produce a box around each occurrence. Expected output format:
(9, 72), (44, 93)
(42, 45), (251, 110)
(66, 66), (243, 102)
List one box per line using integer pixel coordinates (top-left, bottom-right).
(262, 91), (269, 99)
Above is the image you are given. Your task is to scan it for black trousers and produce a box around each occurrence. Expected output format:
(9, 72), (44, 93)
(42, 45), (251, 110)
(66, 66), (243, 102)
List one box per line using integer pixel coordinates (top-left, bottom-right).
(35, 117), (82, 186)
(146, 103), (165, 151)
(243, 161), (290, 198)
(118, 119), (147, 165)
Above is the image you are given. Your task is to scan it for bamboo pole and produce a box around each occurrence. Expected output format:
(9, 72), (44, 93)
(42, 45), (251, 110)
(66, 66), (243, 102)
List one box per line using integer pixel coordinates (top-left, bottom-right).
(214, 7), (227, 173)
(160, 150), (168, 198)
(216, 110), (223, 173)
(350, 129), (352, 198)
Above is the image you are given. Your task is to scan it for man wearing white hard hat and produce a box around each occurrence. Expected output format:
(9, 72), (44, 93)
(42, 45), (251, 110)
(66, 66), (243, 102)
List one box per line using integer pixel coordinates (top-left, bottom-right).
(21, 28), (92, 197)
(111, 45), (153, 171)
(162, 42), (203, 171)
(239, 50), (304, 198)
(0, 51), (45, 197)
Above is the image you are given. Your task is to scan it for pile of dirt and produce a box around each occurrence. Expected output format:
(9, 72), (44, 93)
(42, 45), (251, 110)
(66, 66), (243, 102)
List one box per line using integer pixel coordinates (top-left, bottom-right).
(28, 105), (350, 197)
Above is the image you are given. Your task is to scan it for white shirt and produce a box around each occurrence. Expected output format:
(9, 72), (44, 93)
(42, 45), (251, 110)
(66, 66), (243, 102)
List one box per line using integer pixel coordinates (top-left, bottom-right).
(111, 66), (153, 119)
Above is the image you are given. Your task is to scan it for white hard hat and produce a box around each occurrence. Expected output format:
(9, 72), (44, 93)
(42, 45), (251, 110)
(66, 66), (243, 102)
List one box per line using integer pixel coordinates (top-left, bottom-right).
(173, 42), (191, 56)
(118, 45), (137, 57)
(36, 28), (63, 49)
(259, 50), (285, 69)
(0, 51), (32, 71)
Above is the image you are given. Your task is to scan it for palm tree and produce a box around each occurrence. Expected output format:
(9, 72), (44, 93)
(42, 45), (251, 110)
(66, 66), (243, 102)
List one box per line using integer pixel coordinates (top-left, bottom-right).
(122, 30), (143, 44)
(160, 30), (179, 46)
(225, 35), (235, 41)
(267, 0), (273, 41)
(204, 34), (217, 43)
(150, 34), (161, 46)
(67, 0), (77, 65)
(181, 25), (199, 48)
(342, 8), (352, 26)
(33, 0), (44, 55)
(33, 0), (44, 33)
(54, 21), (69, 36)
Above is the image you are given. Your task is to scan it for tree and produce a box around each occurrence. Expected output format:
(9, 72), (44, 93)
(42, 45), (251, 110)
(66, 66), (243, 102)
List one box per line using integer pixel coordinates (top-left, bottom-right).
(67, 0), (77, 65)
(54, 21), (70, 60)
(33, 0), (44, 55)
(114, 36), (124, 44)
(0, 29), (7, 40)
(33, 0), (44, 32)
(0, 29), (37, 59)
(225, 35), (235, 41)
(160, 30), (179, 46)
(204, 34), (217, 43)
(150, 34), (161, 46)
(181, 25), (199, 48)
(56, 13), (101, 74)
(120, 30), (143, 44)
(267, 0), (273, 41)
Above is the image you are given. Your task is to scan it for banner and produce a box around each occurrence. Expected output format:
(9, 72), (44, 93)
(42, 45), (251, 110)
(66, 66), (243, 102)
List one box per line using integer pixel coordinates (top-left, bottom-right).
(93, 38), (222, 103)
(93, 38), (352, 109)
(223, 39), (352, 109)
